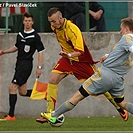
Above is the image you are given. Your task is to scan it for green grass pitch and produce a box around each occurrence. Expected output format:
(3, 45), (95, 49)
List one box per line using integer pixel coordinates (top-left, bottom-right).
(0, 116), (133, 131)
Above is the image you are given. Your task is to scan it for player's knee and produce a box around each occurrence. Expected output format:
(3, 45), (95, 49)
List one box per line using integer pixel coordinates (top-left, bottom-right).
(79, 85), (89, 97)
(114, 97), (124, 103)
(49, 76), (58, 84)
(9, 83), (18, 93)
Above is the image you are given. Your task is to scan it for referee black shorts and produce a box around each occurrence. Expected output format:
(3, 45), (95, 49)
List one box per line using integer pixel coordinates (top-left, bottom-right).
(12, 60), (33, 86)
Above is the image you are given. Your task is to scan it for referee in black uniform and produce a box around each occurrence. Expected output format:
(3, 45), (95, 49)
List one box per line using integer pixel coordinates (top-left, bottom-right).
(0, 12), (45, 120)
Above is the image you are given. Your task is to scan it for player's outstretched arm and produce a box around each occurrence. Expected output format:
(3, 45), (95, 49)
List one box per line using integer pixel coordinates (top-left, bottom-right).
(0, 46), (18, 56)
(0, 50), (4, 55)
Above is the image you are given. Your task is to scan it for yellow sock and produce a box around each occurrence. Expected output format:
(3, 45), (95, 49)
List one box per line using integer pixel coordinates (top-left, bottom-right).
(46, 84), (58, 113)
(104, 91), (120, 110)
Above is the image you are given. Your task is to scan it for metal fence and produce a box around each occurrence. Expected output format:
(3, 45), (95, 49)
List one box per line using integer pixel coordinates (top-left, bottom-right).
(0, 2), (130, 33)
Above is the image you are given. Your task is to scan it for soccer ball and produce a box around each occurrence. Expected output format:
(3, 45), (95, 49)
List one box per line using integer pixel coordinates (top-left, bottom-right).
(50, 114), (65, 127)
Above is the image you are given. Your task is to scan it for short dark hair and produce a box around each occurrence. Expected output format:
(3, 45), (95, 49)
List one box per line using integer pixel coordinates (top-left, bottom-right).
(23, 12), (33, 20)
(47, 7), (61, 17)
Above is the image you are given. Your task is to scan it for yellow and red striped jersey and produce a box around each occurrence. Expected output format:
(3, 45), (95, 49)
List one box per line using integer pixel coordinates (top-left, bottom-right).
(51, 19), (97, 64)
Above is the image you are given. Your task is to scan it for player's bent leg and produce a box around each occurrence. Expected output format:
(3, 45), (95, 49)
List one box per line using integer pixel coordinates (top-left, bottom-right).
(46, 72), (67, 113)
(9, 83), (19, 94)
(37, 84), (58, 123)
(69, 89), (85, 105)
(36, 72), (66, 124)
(36, 84), (58, 124)
(36, 83), (59, 124)
(104, 91), (121, 110)
(114, 97), (128, 121)
(46, 84), (58, 112)
(104, 92), (125, 113)
(116, 99), (133, 115)
(41, 88), (86, 123)
(18, 84), (32, 97)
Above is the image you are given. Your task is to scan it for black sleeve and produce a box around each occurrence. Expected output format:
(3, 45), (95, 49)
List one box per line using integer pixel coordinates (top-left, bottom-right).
(35, 33), (45, 52)
(89, 2), (105, 13)
(64, 2), (85, 19)
(15, 34), (21, 48)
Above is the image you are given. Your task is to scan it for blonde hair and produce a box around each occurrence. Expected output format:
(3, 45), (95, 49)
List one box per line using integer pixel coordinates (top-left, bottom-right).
(121, 17), (133, 32)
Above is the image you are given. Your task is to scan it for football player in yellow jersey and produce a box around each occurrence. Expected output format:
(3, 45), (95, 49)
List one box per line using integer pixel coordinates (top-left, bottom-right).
(41, 17), (133, 124)
(36, 7), (128, 123)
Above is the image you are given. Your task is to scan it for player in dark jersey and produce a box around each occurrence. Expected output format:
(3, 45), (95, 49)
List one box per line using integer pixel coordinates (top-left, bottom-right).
(0, 12), (45, 120)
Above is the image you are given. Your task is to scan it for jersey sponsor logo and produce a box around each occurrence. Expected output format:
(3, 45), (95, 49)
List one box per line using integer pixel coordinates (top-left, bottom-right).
(24, 45), (30, 52)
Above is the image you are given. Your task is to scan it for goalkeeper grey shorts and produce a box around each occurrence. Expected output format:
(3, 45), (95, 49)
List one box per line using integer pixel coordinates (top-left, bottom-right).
(82, 66), (124, 98)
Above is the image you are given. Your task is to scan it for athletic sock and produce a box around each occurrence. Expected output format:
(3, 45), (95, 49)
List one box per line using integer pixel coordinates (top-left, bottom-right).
(117, 108), (125, 114)
(46, 84), (58, 112)
(104, 91), (121, 110)
(9, 94), (17, 117)
(25, 90), (32, 97)
(124, 102), (133, 114)
(21, 90), (32, 97)
(52, 101), (75, 117)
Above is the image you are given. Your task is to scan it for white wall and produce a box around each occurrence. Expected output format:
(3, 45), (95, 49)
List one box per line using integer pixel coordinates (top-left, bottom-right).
(0, 32), (132, 118)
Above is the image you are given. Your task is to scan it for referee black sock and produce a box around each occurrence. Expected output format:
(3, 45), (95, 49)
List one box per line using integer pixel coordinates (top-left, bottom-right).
(25, 90), (32, 97)
(9, 94), (17, 117)
(117, 108), (125, 114)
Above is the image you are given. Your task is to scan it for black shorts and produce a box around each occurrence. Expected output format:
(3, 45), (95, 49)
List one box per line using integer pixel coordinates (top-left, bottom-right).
(12, 60), (33, 86)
